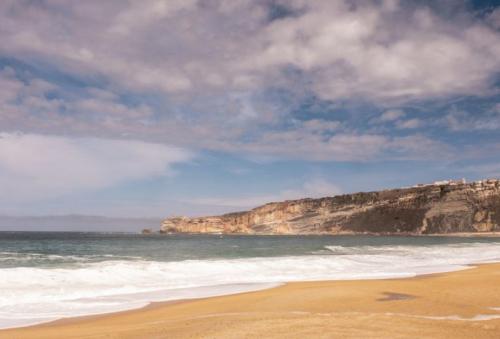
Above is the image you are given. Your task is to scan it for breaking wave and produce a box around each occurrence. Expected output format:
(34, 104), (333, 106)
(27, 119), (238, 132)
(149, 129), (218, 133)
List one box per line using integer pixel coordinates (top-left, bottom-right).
(1, 241), (500, 329)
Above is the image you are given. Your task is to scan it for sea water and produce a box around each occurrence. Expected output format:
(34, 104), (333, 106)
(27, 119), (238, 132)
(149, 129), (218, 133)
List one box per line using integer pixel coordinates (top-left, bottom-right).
(1, 232), (500, 329)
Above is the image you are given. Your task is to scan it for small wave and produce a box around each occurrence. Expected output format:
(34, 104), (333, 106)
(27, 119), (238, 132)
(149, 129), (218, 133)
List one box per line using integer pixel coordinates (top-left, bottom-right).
(309, 249), (333, 255)
(0, 252), (146, 267)
(1, 242), (500, 329)
(323, 245), (347, 252)
(322, 243), (489, 256)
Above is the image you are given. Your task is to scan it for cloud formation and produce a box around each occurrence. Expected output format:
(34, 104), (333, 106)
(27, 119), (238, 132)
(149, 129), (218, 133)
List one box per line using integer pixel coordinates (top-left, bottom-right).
(0, 1), (498, 219)
(379, 110), (406, 122)
(0, 133), (192, 202)
(444, 104), (500, 131)
(0, 1), (498, 162)
(2, 1), (498, 102)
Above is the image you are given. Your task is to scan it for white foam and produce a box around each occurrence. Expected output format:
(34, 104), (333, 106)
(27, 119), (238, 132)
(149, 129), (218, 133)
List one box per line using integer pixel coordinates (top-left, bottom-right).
(1, 242), (499, 329)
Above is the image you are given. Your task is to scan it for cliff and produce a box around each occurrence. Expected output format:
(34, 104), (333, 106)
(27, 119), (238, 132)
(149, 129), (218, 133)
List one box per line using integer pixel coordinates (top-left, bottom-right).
(161, 179), (500, 235)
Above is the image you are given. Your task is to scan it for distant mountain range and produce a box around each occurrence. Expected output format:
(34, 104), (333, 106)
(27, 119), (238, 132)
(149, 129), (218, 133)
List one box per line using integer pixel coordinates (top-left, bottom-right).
(0, 215), (162, 232)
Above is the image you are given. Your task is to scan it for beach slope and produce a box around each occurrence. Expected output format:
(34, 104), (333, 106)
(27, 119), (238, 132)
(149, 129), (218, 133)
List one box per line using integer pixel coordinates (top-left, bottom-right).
(3, 263), (500, 339)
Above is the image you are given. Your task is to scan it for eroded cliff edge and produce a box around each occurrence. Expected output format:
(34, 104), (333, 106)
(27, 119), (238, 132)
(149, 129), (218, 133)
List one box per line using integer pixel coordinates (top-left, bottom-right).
(161, 179), (500, 235)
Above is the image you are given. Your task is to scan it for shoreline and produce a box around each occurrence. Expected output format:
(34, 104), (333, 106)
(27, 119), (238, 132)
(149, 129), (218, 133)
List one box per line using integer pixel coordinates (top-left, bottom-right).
(12, 268), (458, 328)
(2, 236), (499, 332)
(418, 232), (500, 237)
(2, 263), (500, 338)
(0, 282), (283, 331)
(0, 262), (484, 331)
(156, 232), (500, 237)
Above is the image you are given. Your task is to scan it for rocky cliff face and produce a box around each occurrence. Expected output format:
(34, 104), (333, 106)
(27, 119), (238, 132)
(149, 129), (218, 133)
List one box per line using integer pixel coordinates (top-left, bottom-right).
(161, 179), (500, 235)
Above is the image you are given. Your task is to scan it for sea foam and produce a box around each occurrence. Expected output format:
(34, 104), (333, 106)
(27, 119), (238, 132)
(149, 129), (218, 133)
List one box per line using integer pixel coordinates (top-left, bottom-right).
(1, 242), (500, 329)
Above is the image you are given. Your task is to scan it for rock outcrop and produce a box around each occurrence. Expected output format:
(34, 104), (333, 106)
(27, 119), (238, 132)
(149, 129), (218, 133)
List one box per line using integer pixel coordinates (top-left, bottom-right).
(161, 179), (500, 235)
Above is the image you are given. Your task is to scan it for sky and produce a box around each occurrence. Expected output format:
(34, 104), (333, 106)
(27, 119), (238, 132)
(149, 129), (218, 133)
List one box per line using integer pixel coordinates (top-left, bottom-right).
(0, 0), (499, 220)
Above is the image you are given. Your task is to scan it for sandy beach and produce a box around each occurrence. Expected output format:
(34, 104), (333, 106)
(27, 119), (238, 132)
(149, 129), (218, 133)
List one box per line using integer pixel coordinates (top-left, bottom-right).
(2, 263), (500, 339)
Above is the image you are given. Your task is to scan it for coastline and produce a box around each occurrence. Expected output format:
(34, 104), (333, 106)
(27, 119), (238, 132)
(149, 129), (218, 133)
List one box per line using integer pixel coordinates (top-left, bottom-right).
(161, 180), (500, 236)
(157, 231), (500, 237)
(420, 232), (500, 237)
(3, 263), (500, 339)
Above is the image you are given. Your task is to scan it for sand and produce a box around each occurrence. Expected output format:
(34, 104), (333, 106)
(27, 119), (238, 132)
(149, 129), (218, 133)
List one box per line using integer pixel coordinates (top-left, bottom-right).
(2, 263), (500, 339)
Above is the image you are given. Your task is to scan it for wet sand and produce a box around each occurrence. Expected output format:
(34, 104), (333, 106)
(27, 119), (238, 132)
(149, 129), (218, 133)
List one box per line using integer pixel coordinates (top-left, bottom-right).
(2, 263), (500, 338)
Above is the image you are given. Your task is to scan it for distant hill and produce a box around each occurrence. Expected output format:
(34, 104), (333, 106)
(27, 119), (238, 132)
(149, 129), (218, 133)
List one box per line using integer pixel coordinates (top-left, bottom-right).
(0, 215), (162, 232)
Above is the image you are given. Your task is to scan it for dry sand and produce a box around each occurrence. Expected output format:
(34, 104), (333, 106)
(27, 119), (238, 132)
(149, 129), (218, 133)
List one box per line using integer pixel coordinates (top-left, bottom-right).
(2, 263), (500, 339)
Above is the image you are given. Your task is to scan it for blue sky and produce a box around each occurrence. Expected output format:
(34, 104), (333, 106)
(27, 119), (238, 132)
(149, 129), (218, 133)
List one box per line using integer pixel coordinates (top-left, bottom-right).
(0, 0), (499, 218)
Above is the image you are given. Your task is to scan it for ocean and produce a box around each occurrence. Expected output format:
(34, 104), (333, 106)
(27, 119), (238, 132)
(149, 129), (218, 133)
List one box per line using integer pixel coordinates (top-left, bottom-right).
(1, 232), (500, 329)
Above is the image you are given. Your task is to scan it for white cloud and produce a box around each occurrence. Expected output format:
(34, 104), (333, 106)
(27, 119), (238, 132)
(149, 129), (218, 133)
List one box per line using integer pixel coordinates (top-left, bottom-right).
(487, 8), (500, 29)
(0, 67), (23, 103)
(239, 2), (500, 102)
(379, 110), (406, 122)
(0, 1), (498, 103)
(372, 110), (423, 130)
(109, 0), (198, 35)
(0, 69), (450, 162)
(396, 118), (422, 129)
(0, 133), (192, 202)
(0, 69), (157, 137)
(444, 106), (500, 131)
(239, 130), (451, 162)
(0, 1), (495, 165)
(302, 119), (341, 132)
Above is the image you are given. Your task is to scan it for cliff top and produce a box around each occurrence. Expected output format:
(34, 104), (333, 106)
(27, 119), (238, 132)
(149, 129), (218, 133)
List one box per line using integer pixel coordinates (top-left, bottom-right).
(167, 178), (500, 221)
